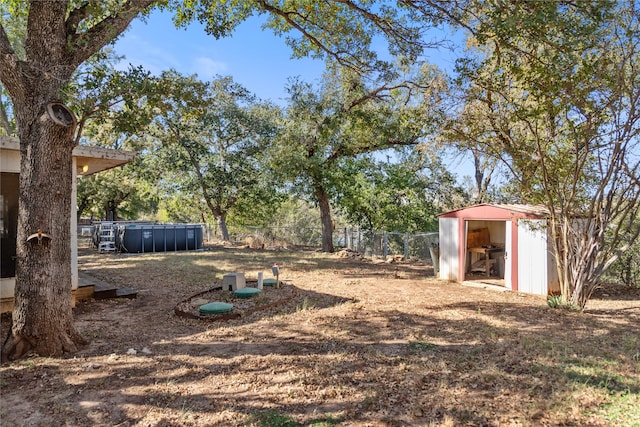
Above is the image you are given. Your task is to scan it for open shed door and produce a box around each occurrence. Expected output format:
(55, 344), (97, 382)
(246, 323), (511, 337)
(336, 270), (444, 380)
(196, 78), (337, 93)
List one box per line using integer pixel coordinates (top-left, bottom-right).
(438, 217), (459, 281)
(517, 219), (548, 295)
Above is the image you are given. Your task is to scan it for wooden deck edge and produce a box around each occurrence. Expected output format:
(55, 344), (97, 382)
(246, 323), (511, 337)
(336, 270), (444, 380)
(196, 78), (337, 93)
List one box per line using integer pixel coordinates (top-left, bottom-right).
(75, 285), (96, 302)
(1, 298), (14, 314)
(1, 288), (93, 314)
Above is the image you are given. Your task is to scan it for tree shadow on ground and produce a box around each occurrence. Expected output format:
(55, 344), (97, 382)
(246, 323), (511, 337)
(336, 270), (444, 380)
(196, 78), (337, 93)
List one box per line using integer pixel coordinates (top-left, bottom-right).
(3, 293), (637, 426)
(2, 248), (637, 426)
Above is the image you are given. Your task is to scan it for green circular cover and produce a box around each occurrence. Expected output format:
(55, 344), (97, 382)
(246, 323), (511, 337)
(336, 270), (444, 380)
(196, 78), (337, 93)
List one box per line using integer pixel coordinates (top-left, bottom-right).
(234, 287), (262, 298)
(262, 278), (277, 286)
(199, 301), (233, 314)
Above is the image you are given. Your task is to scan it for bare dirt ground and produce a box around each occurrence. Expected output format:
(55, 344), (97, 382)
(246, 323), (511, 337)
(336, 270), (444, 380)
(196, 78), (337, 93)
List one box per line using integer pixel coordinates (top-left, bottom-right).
(1, 245), (639, 427)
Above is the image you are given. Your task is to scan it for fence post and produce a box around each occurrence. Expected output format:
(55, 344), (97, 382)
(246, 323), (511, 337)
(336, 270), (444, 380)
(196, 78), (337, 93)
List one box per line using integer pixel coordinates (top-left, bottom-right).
(344, 227), (348, 249)
(404, 233), (409, 260)
(357, 227), (362, 253)
(383, 231), (388, 260)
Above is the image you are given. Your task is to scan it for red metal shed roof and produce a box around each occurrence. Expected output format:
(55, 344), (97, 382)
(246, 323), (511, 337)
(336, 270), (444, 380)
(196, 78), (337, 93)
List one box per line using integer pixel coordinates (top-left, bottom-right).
(438, 204), (549, 219)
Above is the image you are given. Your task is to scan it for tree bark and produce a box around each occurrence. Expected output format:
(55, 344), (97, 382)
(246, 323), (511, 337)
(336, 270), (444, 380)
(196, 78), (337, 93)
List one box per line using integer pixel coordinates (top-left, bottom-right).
(315, 185), (334, 253)
(216, 213), (230, 242)
(2, 101), (86, 361)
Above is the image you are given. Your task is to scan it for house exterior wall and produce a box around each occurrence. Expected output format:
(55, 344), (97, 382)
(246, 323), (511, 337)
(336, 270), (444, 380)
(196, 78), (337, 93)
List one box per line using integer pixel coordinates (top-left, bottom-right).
(0, 137), (134, 311)
(0, 153), (79, 300)
(0, 147), (19, 173)
(438, 217), (459, 281)
(1, 155), (20, 300)
(71, 157), (78, 296)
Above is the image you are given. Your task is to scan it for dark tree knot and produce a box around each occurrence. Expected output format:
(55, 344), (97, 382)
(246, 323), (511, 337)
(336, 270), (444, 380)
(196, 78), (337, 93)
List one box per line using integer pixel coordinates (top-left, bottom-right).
(46, 102), (77, 128)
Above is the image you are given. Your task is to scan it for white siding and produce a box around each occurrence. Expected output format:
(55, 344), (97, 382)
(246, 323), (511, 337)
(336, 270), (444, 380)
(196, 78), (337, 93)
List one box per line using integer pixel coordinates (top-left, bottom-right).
(504, 221), (512, 290)
(70, 158), (78, 292)
(517, 219), (548, 295)
(439, 217), (459, 281)
(0, 146), (20, 173)
(546, 232), (560, 294)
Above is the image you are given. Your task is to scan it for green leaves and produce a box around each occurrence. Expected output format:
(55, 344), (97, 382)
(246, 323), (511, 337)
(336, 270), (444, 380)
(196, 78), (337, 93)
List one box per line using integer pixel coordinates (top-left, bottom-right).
(447, 0), (640, 307)
(167, 0), (444, 74)
(275, 63), (450, 234)
(68, 51), (157, 145)
(149, 72), (282, 232)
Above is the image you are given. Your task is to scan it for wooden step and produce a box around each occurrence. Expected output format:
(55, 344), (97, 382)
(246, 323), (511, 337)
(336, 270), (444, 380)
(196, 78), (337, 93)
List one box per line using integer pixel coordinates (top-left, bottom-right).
(78, 270), (137, 301)
(115, 287), (138, 299)
(92, 283), (118, 299)
(92, 283), (137, 300)
(74, 285), (95, 301)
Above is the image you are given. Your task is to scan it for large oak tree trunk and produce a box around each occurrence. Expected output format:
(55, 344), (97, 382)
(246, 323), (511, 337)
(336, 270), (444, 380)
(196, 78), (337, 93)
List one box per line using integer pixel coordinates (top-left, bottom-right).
(2, 100), (86, 361)
(315, 185), (334, 253)
(202, 198), (231, 242)
(216, 213), (230, 242)
(0, 0), (154, 361)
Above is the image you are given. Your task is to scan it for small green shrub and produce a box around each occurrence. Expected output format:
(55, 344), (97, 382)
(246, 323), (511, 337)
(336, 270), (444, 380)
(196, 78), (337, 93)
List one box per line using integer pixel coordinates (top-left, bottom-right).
(249, 410), (342, 427)
(547, 294), (566, 308)
(297, 297), (314, 311)
(250, 410), (300, 427)
(547, 294), (581, 310)
(408, 340), (438, 352)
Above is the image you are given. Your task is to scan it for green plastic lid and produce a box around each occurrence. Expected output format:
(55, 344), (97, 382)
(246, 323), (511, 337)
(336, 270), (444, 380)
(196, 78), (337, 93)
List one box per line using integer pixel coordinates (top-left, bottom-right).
(234, 287), (262, 298)
(199, 301), (233, 314)
(263, 278), (277, 286)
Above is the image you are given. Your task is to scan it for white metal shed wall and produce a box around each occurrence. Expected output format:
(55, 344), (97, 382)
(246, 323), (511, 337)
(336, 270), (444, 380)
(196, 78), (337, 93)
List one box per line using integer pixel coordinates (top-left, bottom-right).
(517, 219), (548, 295)
(546, 230), (560, 294)
(439, 217), (459, 281)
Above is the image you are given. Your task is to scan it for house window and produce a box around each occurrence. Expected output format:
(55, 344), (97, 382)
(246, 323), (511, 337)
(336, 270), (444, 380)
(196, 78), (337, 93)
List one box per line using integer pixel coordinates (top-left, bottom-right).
(1, 172), (19, 278)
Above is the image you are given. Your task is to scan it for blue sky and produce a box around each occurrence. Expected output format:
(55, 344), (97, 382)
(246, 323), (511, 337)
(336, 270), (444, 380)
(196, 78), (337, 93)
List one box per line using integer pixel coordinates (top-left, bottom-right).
(113, 10), (463, 105)
(112, 9), (473, 180)
(112, 11), (326, 104)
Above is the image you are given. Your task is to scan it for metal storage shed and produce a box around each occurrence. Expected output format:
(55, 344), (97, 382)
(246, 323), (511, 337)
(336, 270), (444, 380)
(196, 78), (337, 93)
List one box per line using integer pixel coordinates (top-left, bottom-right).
(438, 204), (560, 296)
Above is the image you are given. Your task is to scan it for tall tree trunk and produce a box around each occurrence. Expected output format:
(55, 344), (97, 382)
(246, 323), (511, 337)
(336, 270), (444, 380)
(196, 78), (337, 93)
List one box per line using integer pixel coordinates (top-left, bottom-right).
(473, 151), (484, 203)
(0, 0), (154, 361)
(216, 213), (230, 242)
(315, 185), (334, 253)
(77, 196), (90, 224)
(105, 200), (118, 221)
(202, 198), (230, 242)
(3, 100), (86, 361)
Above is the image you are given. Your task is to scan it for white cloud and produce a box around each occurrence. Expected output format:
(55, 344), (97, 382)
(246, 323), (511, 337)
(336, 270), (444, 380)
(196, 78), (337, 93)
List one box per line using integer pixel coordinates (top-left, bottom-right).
(192, 57), (228, 80)
(114, 33), (182, 76)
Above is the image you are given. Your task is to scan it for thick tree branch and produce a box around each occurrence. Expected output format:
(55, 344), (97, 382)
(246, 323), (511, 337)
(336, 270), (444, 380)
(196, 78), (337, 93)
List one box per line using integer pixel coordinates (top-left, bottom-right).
(0, 21), (14, 58)
(256, 0), (351, 67)
(68, 0), (157, 68)
(0, 21), (23, 97)
(65, 1), (91, 35)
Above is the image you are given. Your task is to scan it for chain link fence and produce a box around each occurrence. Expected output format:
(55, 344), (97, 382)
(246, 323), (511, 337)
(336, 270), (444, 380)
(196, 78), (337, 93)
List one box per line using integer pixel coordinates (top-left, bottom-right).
(79, 222), (440, 264)
(226, 225), (439, 263)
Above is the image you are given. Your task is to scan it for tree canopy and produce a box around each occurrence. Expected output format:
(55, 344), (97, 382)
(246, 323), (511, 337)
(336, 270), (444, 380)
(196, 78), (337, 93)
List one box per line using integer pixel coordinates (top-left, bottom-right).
(444, 0), (640, 308)
(149, 71), (282, 240)
(274, 63), (447, 251)
(0, 0), (451, 360)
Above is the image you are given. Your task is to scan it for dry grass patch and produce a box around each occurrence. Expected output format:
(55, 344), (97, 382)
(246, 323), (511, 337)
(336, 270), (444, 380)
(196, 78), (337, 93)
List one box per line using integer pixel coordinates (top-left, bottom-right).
(1, 245), (639, 426)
